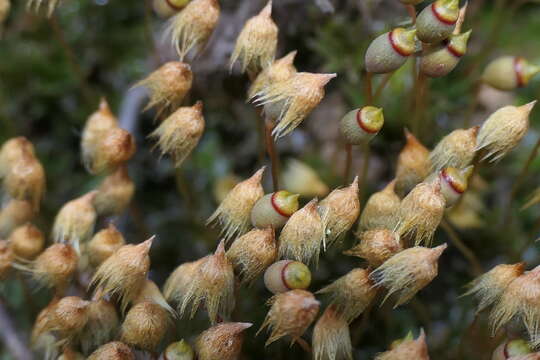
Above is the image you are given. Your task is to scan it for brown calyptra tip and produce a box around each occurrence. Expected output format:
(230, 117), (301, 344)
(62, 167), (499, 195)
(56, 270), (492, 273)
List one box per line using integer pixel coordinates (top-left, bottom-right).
(207, 167), (265, 241)
(248, 50), (297, 100)
(429, 126), (478, 171)
(394, 129), (431, 198)
(195, 322), (252, 360)
(375, 330), (430, 360)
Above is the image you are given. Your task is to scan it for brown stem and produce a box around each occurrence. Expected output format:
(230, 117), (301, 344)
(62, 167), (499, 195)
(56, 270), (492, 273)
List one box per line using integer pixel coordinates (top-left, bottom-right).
(343, 143), (352, 184)
(503, 136), (540, 226)
(365, 71), (374, 105)
(411, 72), (427, 137)
(405, 4), (417, 24)
(373, 72), (394, 103)
(264, 117), (280, 191)
(463, 80), (482, 128)
(48, 15), (93, 105)
(441, 218), (483, 276)
(296, 337), (312, 354)
(358, 142), (371, 206)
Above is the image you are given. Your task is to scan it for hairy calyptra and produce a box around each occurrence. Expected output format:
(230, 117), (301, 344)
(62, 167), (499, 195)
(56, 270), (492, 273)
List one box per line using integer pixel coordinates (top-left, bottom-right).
(430, 126), (478, 171)
(358, 180), (400, 231)
(248, 50), (297, 100)
(87, 342), (135, 360)
(395, 129), (431, 198)
(281, 159), (328, 198)
(93, 165), (135, 217)
(312, 305), (353, 360)
(9, 223), (44, 260)
(375, 330), (430, 360)
(87, 223), (126, 268)
(345, 229), (403, 268)
(195, 322), (252, 360)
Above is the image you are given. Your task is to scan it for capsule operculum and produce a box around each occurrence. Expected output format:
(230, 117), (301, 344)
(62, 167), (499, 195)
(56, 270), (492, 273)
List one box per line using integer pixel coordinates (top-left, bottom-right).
(432, 0), (459, 25)
(389, 28), (417, 57)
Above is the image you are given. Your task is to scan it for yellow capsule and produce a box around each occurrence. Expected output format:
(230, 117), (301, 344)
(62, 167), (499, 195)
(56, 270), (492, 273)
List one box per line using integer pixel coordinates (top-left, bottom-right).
(492, 339), (532, 360)
(163, 339), (194, 360)
(264, 260), (312, 294)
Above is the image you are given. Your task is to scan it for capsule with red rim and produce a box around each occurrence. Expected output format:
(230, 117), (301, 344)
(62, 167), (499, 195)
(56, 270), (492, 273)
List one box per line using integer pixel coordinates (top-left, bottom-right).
(250, 190), (300, 229)
(427, 166), (473, 207)
(340, 106), (384, 145)
(416, 0), (459, 44)
(264, 259), (312, 294)
(153, 0), (190, 18)
(492, 339), (532, 360)
(482, 56), (540, 91)
(420, 30), (471, 78)
(365, 28), (417, 74)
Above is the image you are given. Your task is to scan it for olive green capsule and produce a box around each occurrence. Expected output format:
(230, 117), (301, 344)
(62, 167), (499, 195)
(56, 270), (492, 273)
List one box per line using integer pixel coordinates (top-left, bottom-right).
(163, 339), (195, 360)
(482, 56), (540, 91)
(416, 0), (459, 44)
(340, 106), (384, 145)
(264, 260), (312, 294)
(365, 28), (417, 74)
(420, 30), (471, 78)
(250, 190), (300, 229)
(492, 339), (532, 360)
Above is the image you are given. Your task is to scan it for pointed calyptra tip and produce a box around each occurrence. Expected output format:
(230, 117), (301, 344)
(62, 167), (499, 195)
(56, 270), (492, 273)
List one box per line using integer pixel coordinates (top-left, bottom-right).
(384, 179), (397, 193)
(302, 297), (320, 309)
(431, 243), (448, 258)
(193, 101), (204, 112)
(350, 176), (359, 191)
(469, 125), (480, 137)
(215, 239), (227, 256)
(99, 97), (113, 115)
(260, 0), (272, 16)
(283, 50), (298, 64)
(305, 198), (319, 211)
(253, 166), (266, 181)
(318, 73), (337, 86)
(139, 236), (155, 253)
(448, 30), (472, 56)
(237, 322), (253, 330)
(520, 100), (538, 115)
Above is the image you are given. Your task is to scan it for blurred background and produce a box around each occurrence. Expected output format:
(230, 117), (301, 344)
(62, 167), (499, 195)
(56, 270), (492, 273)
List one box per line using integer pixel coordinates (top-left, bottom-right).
(1, 0), (540, 359)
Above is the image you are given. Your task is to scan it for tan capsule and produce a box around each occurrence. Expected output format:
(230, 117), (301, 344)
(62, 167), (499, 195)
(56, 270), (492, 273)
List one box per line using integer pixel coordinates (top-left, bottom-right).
(90, 127), (135, 174)
(319, 177), (360, 247)
(365, 28), (417, 74)
(477, 102), (537, 162)
(359, 180), (400, 231)
(163, 257), (206, 306)
(430, 166), (473, 207)
(30, 243), (78, 292)
(132, 279), (175, 315)
(167, 0), (220, 60)
(281, 159), (328, 198)
(230, 1), (278, 75)
(258, 289), (320, 346)
(136, 61), (193, 113)
(163, 339), (195, 360)
(31, 299), (57, 354)
(492, 339), (532, 360)
(483, 56), (540, 91)
(0, 199), (34, 238)
(94, 165), (135, 217)
(370, 244), (447, 308)
(52, 191), (98, 253)
(150, 101), (204, 167)
(251, 190), (300, 229)
(88, 223), (126, 267)
(248, 50), (297, 100)
(0, 136), (35, 178)
(279, 199), (325, 266)
(0, 0), (10, 27)
(420, 30), (472, 78)
(179, 240), (235, 324)
(42, 296), (91, 341)
(416, 0), (459, 43)
(3, 152), (45, 211)
(317, 268), (377, 323)
(253, 72), (336, 138)
(312, 305), (352, 360)
(195, 322), (252, 360)
(152, 0), (190, 18)
(207, 167), (265, 241)
(226, 227), (277, 284)
(87, 341), (135, 360)
(0, 240), (13, 279)
(375, 330), (429, 360)
(490, 265), (540, 347)
(340, 106), (384, 145)
(264, 260), (311, 294)
(58, 348), (85, 360)
(429, 126), (478, 171)
(465, 263), (525, 314)
(396, 181), (445, 246)
(81, 297), (120, 355)
(395, 129), (431, 198)
(345, 230), (403, 268)
(120, 301), (171, 352)
(8, 223), (44, 260)
(90, 238), (153, 311)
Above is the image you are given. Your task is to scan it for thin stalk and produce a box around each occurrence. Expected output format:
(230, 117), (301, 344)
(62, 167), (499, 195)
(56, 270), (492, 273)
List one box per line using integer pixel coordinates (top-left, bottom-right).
(373, 72), (394, 102)
(343, 143), (352, 183)
(48, 15), (93, 105)
(441, 218), (483, 276)
(296, 337), (312, 354)
(365, 71), (374, 105)
(503, 136), (540, 225)
(411, 72), (428, 137)
(463, 80), (481, 128)
(404, 4), (417, 24)
(358, 141), (371, 206)
(264, 117), (280, 191)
